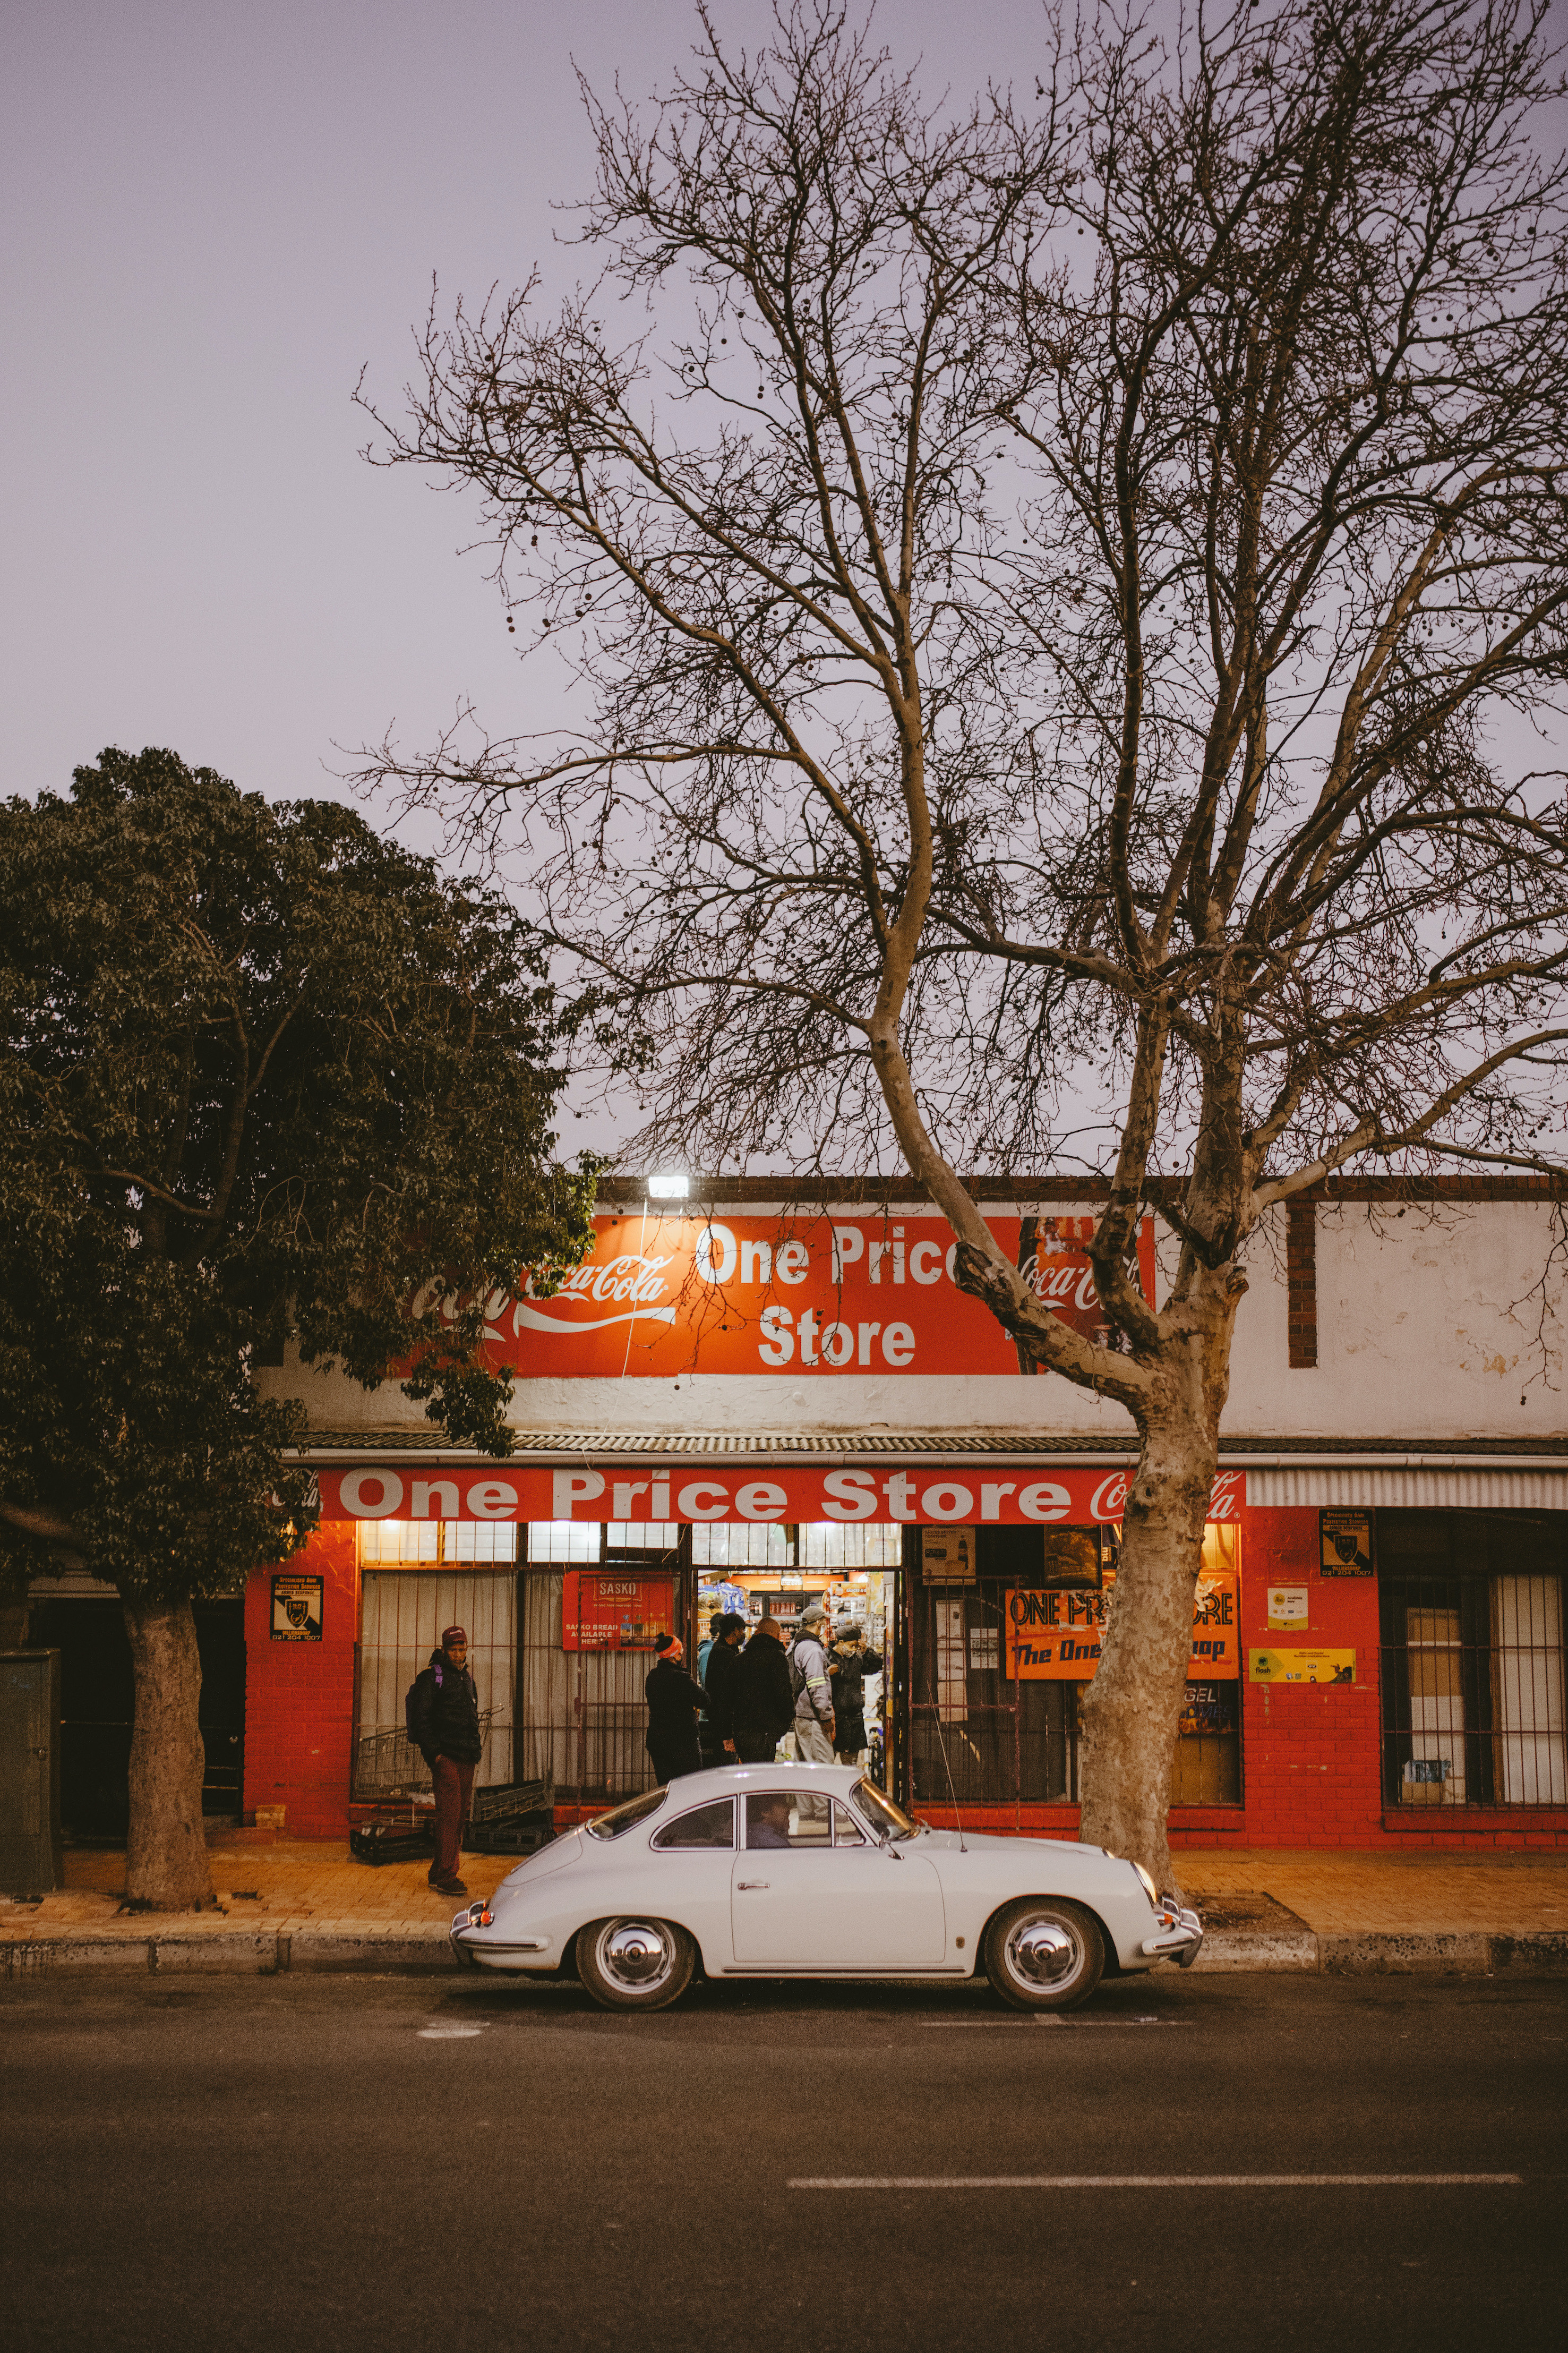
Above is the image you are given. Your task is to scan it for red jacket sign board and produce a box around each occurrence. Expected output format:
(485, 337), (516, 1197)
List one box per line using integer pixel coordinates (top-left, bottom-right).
(409, 1210), (1158, 1380)
(320, 1464), (1245, 1530)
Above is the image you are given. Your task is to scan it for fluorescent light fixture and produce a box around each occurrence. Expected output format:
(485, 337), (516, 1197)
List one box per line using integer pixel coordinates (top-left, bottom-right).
(646, 1171), (690, 1200)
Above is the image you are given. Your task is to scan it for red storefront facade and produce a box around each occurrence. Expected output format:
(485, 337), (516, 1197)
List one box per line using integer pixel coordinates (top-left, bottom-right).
(229, 1179), (1568, 1853)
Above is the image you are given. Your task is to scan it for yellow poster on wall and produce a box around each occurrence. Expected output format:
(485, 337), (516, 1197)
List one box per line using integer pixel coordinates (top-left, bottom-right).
(1249, 1648), (1356, 1684)
(1007, 1570), (1239, 1680)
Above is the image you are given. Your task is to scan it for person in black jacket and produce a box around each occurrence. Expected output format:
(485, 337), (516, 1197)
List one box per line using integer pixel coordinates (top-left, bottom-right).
(827, 1623), (884, 1763)
(700, 1612), (747, 1768)
(645, 1633), (708, 1784)
(407, 1624), (484, 1897)
(730, 1616), (794, 1763)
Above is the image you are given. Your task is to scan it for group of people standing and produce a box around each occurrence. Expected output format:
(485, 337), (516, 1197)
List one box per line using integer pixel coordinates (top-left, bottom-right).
(643, 1605), (884, 1787)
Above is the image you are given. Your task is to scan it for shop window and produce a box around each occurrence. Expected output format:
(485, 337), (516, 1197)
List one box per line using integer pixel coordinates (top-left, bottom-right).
(515, 1521), (686, 1805)
(909, 1520), (1243, 1811)
(1173, 1522), (1241, 1803)
(910, 1531), (1085, 1808)
(799, 1523), (903, 1570)
(1379, 1511), (1567, 1808)
(525, 1520), (601, 1564)
(358, 1520), (518, 1563)
(693, 1522), (794, 1568)
(354, 1566), (516, 1794)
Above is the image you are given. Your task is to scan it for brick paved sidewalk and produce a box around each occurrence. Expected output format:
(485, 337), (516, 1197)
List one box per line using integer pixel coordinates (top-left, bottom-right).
(0, 1835), (1561, 1948)
(0, 1836), (513, 1943)
(1183, 1847), (1568, 1937)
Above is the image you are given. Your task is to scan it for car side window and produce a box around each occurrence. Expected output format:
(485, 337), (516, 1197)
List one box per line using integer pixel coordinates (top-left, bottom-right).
(744, 1794), (868, 1849)
(650, 1797), (735, 1851)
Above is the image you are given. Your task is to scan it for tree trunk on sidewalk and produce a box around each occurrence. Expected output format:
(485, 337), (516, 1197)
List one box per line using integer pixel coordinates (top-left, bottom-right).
(123, 1597), (213, 1911)
(1077, 1264), (1243, 1894)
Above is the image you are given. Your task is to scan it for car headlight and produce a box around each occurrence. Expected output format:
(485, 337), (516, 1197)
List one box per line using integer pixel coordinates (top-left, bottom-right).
(1132, 1862), (1159, 1905)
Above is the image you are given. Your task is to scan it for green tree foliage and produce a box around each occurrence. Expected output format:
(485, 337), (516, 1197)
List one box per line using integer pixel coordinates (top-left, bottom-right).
(0, 746), (594, 1595)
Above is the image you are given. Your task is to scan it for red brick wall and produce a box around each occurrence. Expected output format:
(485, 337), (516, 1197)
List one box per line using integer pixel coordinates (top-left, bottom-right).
(919, 1505), (1568, 1851)
(245, 1508), (1568, 1847)
(1225, 1504), (1383, 1846)
(243, 1521), (359, 1838)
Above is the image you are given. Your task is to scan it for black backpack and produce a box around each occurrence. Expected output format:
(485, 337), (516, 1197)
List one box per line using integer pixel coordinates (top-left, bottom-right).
(405, 1660), (444, 1745)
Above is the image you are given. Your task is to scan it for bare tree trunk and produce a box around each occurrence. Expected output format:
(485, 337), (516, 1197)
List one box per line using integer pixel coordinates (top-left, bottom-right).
(1077, 1269), (1240, 1894)
(122, 1598), (213, 1911)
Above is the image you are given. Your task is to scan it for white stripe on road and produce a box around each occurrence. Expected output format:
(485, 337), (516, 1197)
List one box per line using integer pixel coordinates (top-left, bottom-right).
(920, 2016), (1186, 2028)
(417, 2025), (485, 2039)
(789, 2173), (1523, 2189)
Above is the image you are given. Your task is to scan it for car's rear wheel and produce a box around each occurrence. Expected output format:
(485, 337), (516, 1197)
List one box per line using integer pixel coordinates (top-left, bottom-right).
(984, 1897), (1104, 2012)
(577, 1917), (696, 2013)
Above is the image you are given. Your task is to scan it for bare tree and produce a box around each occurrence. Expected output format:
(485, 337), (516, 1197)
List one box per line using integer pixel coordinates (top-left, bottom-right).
(359, 0), (1568, 1884)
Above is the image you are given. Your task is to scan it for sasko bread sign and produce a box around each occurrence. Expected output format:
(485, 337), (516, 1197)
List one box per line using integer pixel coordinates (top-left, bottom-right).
(414, 1209), (1156, 1379)
(318, 1464), (1244, 1530)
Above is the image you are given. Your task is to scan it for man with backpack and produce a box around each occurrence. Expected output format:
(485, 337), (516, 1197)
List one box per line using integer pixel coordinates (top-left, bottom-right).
(407, 1624), (484, 1897)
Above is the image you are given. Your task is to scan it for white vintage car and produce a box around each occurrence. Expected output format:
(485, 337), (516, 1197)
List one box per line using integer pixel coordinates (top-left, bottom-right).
(450, 1764), (1202, 2013)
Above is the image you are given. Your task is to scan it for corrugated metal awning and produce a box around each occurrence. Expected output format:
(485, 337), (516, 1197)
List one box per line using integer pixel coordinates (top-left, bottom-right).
(1246, 1463), (1568, 1511)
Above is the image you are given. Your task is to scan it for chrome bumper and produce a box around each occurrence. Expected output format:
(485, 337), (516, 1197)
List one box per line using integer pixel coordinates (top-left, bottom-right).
(1141, 1902), (1204, 1968)
(450, 1904), (553, 1967)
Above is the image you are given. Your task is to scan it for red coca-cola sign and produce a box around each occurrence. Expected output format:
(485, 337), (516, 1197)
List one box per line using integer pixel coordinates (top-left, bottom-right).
(410, 1209), (1157, 1380)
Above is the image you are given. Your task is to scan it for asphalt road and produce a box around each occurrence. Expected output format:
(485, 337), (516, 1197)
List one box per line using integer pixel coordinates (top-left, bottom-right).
(2, 1966), (1565, 2352)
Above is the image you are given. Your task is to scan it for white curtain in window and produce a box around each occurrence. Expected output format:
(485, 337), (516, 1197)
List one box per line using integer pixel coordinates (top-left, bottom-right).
(358, 1571), (515, 1786)
(1492, 1575), (1567, 1804)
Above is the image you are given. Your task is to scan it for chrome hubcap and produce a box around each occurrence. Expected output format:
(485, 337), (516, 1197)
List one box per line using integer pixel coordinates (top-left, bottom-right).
(1006, 1915), (1080, 1990)
(599, 1920), (673, 1993)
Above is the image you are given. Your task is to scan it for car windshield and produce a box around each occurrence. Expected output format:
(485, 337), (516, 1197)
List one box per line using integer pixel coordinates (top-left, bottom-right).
(585, 1787), (669, 1841)
(850, 1779), (921, 1843)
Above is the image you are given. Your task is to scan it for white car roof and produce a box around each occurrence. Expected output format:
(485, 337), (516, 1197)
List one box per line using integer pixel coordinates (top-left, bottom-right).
(650, 1763), (867, 1801)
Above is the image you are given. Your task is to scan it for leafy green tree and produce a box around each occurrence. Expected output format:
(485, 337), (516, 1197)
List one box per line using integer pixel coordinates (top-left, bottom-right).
(0, 748), (593, 1907)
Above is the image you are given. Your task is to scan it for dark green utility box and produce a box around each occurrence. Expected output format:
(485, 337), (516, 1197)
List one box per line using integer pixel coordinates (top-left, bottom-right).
(1, 1649), (64, 1896)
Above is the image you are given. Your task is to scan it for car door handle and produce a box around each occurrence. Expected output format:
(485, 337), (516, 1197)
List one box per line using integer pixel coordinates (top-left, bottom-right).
(736, 1880), (770, 1890)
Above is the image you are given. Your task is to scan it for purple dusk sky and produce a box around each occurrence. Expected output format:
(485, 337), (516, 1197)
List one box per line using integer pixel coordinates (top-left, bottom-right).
(2, 1), (1051, 822)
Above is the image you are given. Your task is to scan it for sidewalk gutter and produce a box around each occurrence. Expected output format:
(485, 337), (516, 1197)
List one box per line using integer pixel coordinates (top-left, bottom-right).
(4, 1926), (1568, 1980)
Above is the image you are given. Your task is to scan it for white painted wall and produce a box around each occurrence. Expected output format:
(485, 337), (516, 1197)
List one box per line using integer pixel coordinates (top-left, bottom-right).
(259, 1195), (1567, 1443)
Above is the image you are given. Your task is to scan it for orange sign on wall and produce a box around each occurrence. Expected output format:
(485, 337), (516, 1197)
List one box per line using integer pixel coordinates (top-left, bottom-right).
(1006, 1571), (1239, 1681)
(410, 1209), (1158, 1381)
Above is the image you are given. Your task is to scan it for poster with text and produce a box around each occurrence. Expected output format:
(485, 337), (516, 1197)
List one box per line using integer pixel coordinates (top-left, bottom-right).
(1006, 1570), (1239, 1681)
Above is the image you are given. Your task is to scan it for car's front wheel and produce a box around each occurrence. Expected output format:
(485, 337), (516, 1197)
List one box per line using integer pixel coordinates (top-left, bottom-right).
(984, 1897), (1104, 2012)
(577, 1917), (696, 2013)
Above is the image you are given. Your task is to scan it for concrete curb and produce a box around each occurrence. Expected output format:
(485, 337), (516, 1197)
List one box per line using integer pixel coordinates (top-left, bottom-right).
(5, 1925), (1568, 1980)
(1, 1928), (456, 1978)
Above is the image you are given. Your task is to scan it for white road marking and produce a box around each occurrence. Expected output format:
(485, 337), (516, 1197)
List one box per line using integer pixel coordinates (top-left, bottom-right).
(920, 2016), (1188, 2029)
(789, 2173), (1524, 2190)
(417, 2025), (485, 2039)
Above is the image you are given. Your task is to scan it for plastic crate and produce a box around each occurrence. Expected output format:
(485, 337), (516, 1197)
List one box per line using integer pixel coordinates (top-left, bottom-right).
(349, 1818), (435, 1866)
(465, 1810), (556, 1858)
(469, 1778), (551, 1827)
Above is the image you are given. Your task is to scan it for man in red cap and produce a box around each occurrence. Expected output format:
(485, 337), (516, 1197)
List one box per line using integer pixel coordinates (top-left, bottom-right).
(408, 1625), (483, 1896)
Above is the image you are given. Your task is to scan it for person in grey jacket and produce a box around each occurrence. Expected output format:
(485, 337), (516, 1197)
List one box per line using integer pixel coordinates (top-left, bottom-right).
(791, 1604), (836, 1767)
